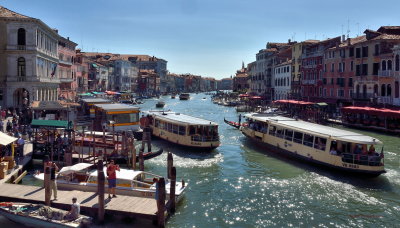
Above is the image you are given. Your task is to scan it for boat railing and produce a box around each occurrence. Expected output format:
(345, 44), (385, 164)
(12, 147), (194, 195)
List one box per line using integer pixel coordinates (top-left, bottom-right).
(341, 153), (383, 166)
(191, 135), (219, 142)
(131, 179), (153, 187)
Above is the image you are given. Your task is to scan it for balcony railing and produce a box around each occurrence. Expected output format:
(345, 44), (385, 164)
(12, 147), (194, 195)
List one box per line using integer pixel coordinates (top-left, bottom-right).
(17, 45), (26, 50)
(378, 70), (394, 77)
(351, 92), (375, 100)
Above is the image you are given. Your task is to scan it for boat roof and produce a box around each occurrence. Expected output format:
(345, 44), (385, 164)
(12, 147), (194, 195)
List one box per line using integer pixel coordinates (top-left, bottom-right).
(81, 98), (111, 103)
(59, 163), (93, 175)
(245, 114), (382, 144)
(83, 130), (111, 136)
(94, 103), (140, 111)
(145, 111), (218, 126)
(90, 168), (143, 181)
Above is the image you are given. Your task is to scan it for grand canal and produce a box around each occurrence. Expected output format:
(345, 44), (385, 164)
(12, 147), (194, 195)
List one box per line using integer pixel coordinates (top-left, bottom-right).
(2, 92), (400, 227)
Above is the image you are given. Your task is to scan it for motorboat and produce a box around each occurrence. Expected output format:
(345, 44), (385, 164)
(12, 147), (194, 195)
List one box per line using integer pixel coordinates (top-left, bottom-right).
(156, 101), (165, 108)
(34, 163), (186, 201)
(0, 202), (92, 228)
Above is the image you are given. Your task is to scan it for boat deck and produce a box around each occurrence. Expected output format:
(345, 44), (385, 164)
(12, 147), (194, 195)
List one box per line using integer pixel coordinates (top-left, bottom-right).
(0, 183), (161, 220)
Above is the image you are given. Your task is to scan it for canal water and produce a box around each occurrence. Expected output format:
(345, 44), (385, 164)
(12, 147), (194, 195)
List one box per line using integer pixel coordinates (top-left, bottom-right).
(3, 92), (400, 227)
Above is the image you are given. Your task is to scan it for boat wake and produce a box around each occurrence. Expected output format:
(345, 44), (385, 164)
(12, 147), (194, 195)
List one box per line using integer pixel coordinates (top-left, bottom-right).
(146, 151), (223, 168)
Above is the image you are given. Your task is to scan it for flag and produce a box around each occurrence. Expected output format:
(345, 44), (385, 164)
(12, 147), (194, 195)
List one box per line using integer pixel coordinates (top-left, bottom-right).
(51, 64), (57, 77)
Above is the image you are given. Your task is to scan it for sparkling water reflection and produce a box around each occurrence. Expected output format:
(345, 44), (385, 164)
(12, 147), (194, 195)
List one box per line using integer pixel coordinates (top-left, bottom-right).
(3, 93), (400, 227)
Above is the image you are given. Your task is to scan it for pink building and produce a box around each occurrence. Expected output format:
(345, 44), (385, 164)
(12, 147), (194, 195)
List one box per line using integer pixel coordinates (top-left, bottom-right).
(58, 36), (77, 100)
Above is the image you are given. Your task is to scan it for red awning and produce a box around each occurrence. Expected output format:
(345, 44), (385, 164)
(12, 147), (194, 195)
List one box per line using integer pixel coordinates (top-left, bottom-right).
(342, 106), (400, 118)
(239, 94), (249, 97)
(250, 96), (262, 99)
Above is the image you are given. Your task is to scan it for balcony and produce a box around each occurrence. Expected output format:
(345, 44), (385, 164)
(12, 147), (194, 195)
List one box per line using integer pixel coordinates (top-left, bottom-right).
(378, 70), (394, 77)
(17, 45), (26, 50)
(302, 79), (315, 85)
(60, 77), (74, 83)
(351, 93), (375, 100)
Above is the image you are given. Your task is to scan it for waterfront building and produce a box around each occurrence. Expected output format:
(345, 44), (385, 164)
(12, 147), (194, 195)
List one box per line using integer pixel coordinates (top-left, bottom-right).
(0, 6), (60, 108)
(300, 37), (341, 102)
(247, 61), (257, 94)
(138, 69), (159, 95)
(290, 40), (319, 99)
(233, 62), (249, 92)
(58, 36), (77, 101)
(393, 45), (400, 106)
(273, 60), (292, 100)
(217, 77), (233, 90)
(74, 50), (89, 94)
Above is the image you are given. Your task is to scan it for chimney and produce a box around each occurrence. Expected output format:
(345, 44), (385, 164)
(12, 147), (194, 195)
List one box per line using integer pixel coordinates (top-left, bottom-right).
(288, 39), (291, 43)
(342, 35), (345, 42)
(347, 38), (351, 46)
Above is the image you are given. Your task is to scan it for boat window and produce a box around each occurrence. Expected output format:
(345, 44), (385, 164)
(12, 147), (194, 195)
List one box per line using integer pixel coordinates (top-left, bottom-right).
(293, 131), (303, 144)
(276, 127), (284, 138)
(155, 119), (159, 127)
(314, 137), (326, 151)
(167, 123), (172, 132)
(285, 129), (293, 141)
(179, 126), (186, 135)
(172, 124), (179, 134)
(189, 126), (195, 135)
(269, 125), (276, 136)
(106, 113), (139, 124)
(303, 134), (314, 147)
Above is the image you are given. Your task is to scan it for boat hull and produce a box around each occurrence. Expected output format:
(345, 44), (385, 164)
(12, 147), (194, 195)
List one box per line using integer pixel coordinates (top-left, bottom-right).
(241, 129), (385, 177)
(151, 130), (219, 150)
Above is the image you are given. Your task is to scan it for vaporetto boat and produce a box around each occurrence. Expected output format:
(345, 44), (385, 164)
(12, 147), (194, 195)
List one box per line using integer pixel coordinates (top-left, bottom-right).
(240, 113), (386, 176)
(144, 111), (220, 149)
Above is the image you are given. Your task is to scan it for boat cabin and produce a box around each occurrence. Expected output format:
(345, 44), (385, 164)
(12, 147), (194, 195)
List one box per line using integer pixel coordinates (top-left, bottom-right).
(94, 103), (140, 132)
(80, 98), (112, 118)
(243, 114), (384, 169)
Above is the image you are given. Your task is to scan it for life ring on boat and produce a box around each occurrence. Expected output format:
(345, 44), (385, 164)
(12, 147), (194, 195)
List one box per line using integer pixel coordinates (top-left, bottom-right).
(0, 202), (13, 207)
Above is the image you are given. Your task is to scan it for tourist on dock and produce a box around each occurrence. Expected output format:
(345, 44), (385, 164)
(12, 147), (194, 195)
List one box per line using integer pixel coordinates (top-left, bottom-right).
(16, 136), (25, 159)
(64, 197), (80, 221)
(0, 119), (3, 132)
(106, 159), (120, 198)
(6, 120), (12, 133)
(44, 155), (59, 201)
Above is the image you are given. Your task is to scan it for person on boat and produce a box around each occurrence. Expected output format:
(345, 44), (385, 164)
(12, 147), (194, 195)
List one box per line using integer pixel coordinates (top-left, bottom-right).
(44, 156), (59, 201)
(107, 159), (120, 198)
(330, 147), (337, 155)
(368, 145), (376, 155)
(64, 197), (80, 221)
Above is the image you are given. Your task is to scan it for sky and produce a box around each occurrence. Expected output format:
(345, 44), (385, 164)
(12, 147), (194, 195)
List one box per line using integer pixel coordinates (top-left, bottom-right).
(1, 0), (400, 79)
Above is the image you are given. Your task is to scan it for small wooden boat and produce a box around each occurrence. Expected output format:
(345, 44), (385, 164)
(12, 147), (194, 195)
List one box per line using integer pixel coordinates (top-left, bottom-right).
(0, 202), (92, 228)
(34, 164), (187, 201)
(171, 94), (176, 99)
(223, 118), (242, 129)
(136, 148), (163, 160)
(156, 101), (165, 108)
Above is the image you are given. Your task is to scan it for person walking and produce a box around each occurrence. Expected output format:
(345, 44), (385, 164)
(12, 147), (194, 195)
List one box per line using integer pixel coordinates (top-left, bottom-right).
(16, 136), (25, 159)
(44, 156), (59, 201)
(106, 159), (120, 198)
(0, 119), (3, 132)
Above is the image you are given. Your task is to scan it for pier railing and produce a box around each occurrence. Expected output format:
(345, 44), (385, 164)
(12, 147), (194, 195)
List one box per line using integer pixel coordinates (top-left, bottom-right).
(341, 153), (383, 166)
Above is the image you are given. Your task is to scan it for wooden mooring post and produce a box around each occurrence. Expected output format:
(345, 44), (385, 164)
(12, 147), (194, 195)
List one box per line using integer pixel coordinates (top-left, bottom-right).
(97, 155), (105, 223)
(44, 167), (51, 206)
(170, 167), (176, 213)
(167, 152), (173, 179)
(139, 151), (144, 171)
(156, 177), (166, 228)
(130, 137), (137, 170)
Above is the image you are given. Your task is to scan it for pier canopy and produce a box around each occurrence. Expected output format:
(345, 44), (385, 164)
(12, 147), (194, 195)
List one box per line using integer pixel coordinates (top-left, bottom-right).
(273, 99), (314, 105)
(31, 119), (71, 129)
(342, 106), (400, 118)
(0, 132), (17, 146)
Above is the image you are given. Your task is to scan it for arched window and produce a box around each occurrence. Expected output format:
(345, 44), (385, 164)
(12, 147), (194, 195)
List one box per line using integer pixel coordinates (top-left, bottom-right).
(396, 55), (400, 71)
(382, 60), (387, 71)
(381, 84), (386, 96)
(17, 57), (26, 81)
(387, 84), (392, 96)
(388, 60), (392, 70)
(395, 81), (399, 98)
(17, 28), (26, 46)
(356, 84), (360, 97)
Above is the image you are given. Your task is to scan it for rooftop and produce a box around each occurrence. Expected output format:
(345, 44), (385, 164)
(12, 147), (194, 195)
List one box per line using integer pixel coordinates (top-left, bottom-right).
(0, 6), (31, 19)
(94, 103), (140, 111)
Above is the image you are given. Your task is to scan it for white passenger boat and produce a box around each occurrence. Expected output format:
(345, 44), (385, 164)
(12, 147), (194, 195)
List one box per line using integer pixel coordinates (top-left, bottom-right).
(240, 113), (386, 176)
(0, 202), (91, 228)
(34, 163), (186, 201)
(144, 111), (220, 149)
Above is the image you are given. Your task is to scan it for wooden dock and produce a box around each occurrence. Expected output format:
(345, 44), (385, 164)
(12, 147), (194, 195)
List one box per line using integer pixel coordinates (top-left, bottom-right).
(0, 183), (160, 220)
